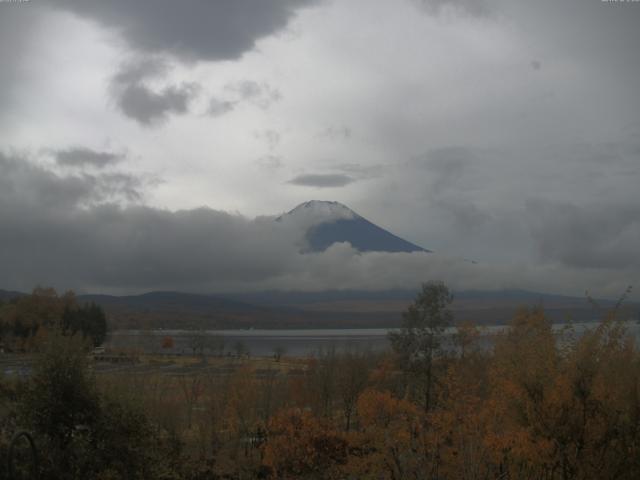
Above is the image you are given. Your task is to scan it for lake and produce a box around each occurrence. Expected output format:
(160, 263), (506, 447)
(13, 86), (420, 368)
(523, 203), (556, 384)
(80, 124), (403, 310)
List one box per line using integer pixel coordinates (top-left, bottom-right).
(107, 320), (640, 357)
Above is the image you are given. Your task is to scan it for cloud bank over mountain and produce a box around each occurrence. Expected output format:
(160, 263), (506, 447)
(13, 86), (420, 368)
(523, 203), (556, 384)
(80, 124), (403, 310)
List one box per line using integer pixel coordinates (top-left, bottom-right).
(0, 152), (634, 298)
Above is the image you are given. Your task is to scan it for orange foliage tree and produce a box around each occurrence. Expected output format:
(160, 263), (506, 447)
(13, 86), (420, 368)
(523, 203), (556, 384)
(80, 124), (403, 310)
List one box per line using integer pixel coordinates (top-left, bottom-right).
(161, 335), (174, 350)
(343, 388), (430, 479)
(262, 408), (347, 479)
(483, 307), (640, 479)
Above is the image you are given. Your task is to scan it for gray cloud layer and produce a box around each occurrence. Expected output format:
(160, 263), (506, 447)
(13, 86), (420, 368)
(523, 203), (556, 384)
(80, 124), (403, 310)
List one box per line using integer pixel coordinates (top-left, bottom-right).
(207, 98), (237, 117)
(0, 7), (46, 113)
(0, 153), (146, 209)
(206, 81), (283, 119)
(1, 152), (636, 297)
(109, 58), (199, 125)
(413, 0), (491, 17)
(50, 0), (319, 62)
(289, 174), (356, 188)
(55, 147), (124, 169)
(0, 152), (295, 292)
(225, 80), (283, 110)
(526, 200), (640, 270)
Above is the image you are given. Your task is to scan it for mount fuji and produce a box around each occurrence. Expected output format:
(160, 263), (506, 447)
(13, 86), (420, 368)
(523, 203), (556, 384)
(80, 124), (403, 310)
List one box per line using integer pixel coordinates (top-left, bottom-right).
(278, 200), (430, 253)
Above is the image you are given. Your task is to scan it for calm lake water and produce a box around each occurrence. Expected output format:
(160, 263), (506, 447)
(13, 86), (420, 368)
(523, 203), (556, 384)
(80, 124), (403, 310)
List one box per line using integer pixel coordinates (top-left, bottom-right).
(107, 321), (640, 357)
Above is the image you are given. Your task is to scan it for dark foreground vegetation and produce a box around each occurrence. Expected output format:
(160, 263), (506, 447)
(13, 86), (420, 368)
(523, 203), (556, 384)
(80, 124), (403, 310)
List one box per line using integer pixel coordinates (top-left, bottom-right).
(0, 283), (639, 479)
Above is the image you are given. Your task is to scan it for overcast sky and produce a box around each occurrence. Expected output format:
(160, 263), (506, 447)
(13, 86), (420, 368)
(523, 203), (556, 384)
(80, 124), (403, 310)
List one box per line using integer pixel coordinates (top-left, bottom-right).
(1, 0), (638, 298)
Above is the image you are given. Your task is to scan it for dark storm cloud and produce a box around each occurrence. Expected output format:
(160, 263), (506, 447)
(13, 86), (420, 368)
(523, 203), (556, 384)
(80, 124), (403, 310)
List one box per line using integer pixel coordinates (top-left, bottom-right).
(115, 83), (197, 125)
(0, 152), (296, 292)
(0, 153), (94, 210)
(49, 0), (319, 62)
(0, 204), (295, 293)
(110, 58), (199, 125)
(288, 174), (356, 188)
(55, 147), (124, 169)
(526, 199), (640, 270)
(0, 152), (147, 208)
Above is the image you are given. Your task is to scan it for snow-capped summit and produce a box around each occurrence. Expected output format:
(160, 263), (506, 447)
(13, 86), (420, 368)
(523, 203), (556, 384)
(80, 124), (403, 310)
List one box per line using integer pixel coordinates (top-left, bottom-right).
(285, 200), (357, 222)
(278, 200), (429, 253)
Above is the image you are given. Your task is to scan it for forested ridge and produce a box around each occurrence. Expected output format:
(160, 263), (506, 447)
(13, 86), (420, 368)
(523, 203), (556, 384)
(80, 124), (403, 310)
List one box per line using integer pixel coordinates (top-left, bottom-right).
(0, 287), (107, 350)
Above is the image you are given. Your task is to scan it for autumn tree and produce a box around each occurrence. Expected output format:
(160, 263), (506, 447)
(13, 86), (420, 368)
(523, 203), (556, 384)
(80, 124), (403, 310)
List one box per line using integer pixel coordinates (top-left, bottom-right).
(256, 367), (288, 423)
(453, 321), (482, 360)
(61, 301), (108, 346)
(176, 372), (204, 429)
(307, 348), (339, 419)
(483, 307), (560, 477)
(262, 408), (347, 479)
(161, 335), (175, 350)
(431, 334), (491, 479)
(345, 388), (428, 479)
(336, 349), (370, 431)
(218, 366), (264, 477)
(18, 332), (176, 479)
(0, 288), (107, 350)
(19, 332), (99, 477)
(481, 304), (640, 479)
(388, 281), (453, 412)
(0, 287), (68, 349)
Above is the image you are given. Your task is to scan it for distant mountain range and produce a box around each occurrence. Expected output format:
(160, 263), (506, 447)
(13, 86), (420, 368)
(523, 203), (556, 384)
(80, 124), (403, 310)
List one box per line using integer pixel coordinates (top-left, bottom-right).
(0, 289), (23, 301)
(2, 287), (636, 330)
(278, 200), (429, 253)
